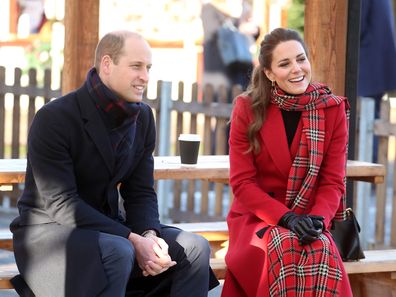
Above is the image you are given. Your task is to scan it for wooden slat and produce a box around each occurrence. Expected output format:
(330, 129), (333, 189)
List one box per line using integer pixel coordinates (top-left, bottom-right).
(375, 99), (390, 246)
(0, 262), (17, 290)
(345, 250), (396, 274)
(0, 67), (5, 159)
(0, 273), (15, 289)
(27, 69), (37, 130)
(0, 157), (386, 185)
(209, 249), (396, 280)
(171, 221), (228, 234)
(0, 230), (13, 251)
(11, 68), (21, 159)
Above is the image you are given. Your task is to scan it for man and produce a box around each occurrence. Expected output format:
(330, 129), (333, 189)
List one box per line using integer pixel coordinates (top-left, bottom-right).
(10, 30), (218, 296)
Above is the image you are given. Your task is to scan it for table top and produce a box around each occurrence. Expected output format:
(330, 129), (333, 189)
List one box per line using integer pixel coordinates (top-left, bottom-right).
(0, 155), (386, 185)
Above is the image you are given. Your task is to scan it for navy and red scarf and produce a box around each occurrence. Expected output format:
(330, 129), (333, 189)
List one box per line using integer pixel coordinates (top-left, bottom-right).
(86, 67), (141, 128)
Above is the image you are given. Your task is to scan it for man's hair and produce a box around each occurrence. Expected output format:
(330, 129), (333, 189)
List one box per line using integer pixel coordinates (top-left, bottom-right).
(94, 31), (137, 72)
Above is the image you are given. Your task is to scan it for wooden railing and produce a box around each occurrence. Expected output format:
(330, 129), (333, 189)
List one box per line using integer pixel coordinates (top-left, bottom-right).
(0, 66), (240, 222)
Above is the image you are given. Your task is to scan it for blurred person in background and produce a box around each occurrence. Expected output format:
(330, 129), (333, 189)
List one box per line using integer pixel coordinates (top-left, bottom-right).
(201, 0), (259, 93)
(358, 0), (396, 162)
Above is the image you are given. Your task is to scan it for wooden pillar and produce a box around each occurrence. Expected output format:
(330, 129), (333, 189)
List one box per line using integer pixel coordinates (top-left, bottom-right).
(304, 0), (348, 96)
(9, 0), (18, 35)
(305, 0), (361, 208)
(62, 0), (99, 94)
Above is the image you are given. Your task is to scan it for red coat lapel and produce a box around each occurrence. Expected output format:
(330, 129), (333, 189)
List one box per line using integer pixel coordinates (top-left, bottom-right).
(260, 104), (292, 179)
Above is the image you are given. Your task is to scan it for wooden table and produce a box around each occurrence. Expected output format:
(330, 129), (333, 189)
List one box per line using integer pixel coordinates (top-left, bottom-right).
(0, 155), (386, 185)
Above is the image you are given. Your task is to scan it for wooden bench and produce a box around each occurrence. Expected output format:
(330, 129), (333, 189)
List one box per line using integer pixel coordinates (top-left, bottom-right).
(0, 230), (13, 251)
(0, 267), (17, 289)
(209, 250), (396, 278)
(0, 230), (15, 290)
(2, 224), (396, 294)
(177, 222), (396, 296)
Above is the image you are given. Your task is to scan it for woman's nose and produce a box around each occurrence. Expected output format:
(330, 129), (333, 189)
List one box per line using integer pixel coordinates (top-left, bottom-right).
(291, 61), (301, 72)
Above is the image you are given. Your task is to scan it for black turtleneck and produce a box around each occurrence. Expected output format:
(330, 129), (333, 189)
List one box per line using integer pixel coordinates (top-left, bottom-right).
(281, 110), (301, 148)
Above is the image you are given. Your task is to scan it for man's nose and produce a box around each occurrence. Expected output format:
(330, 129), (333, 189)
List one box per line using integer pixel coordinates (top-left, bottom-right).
(139, 69), (149, 81)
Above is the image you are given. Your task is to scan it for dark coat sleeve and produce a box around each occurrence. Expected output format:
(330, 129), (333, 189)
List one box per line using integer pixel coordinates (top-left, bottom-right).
(25, 94), (131, 238)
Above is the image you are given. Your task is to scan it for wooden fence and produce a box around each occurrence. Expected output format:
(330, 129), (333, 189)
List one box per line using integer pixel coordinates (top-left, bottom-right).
(355, 95), (396, 249)
(0, 66), (242, 222)
(373, 97), (396, 248)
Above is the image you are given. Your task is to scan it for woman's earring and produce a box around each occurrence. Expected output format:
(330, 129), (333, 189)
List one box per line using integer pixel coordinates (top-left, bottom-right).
(271, 80), (275, 87)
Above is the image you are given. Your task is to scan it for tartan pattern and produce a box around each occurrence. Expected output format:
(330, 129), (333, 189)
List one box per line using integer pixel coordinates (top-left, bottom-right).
(267, 227), (342, 296)
(271, 82), (349, 220)
(86, 67), (141, 128)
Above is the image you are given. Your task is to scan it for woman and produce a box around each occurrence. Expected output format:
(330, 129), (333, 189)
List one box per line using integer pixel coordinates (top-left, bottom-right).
(221, 28), (353, 296)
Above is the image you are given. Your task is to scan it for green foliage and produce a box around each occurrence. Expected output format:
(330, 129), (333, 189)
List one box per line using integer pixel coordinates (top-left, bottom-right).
(287, 0), (305, 36)
(25, 39), (52, 72)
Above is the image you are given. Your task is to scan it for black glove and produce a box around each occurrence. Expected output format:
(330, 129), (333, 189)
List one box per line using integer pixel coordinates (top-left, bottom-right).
(279, 212), (323, 245)
(309, 215), (325, 232)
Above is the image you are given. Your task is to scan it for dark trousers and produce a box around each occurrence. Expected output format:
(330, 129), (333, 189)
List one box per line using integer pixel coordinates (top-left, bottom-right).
(11, 224), (218, 297)
(126, 225), (217, 297)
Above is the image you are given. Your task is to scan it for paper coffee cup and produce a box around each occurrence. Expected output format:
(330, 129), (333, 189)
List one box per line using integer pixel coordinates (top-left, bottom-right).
(178, 134), (201, 165)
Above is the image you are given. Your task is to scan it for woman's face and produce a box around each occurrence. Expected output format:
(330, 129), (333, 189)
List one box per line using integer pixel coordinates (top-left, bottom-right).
(264, 40), (311, 95)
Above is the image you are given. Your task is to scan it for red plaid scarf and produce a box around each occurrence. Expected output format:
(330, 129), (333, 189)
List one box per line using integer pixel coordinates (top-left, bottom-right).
(270, 82), (349, 221)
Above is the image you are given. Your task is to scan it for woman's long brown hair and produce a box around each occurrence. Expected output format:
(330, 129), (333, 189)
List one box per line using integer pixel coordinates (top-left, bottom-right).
(243, 28), (308, 154)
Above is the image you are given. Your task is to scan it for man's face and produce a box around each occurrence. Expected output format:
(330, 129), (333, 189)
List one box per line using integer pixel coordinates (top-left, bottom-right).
(102, 36), (152, 103)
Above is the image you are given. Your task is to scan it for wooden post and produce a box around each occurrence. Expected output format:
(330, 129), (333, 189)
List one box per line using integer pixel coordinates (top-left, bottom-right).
(305, 0), (361, 208)
(9, 0), (18, 35)
(62, 0), (99, 95)
(304, 0), (348, 96)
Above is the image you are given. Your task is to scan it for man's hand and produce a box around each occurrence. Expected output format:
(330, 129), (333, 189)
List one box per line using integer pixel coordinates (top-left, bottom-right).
(128, 232), (176, 277)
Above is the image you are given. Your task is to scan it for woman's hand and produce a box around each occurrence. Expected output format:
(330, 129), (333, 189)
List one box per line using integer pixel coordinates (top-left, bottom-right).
(279, 212), (324, 245)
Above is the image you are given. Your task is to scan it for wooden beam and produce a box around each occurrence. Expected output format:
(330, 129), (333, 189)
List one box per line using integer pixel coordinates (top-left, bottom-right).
(304, 1), (362, 208)
(344, 0), (361, 161)
(62, 0), (99, 95)
(304, 0), (348, 96)
(9, 0), (18, 35)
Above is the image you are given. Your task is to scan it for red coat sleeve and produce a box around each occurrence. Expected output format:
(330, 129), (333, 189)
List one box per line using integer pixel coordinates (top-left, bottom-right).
(229, 96), (290, 225)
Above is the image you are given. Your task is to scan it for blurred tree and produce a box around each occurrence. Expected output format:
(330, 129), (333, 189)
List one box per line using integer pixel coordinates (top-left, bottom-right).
(287, 0), (304, 35)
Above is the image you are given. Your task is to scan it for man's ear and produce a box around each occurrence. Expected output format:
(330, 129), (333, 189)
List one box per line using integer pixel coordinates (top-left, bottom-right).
(100, 55), (112, 75)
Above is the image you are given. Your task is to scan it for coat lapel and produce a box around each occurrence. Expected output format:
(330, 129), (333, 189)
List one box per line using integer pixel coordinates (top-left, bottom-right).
(260, 104), (292, 179)
(77, 87), (115, 174)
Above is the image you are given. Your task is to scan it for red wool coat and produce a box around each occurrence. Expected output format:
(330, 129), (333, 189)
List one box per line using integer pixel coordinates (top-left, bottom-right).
(221, 96), (353, 297)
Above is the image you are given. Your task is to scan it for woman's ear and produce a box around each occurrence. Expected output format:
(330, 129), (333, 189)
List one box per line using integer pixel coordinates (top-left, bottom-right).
(263, 69), (273, 82)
